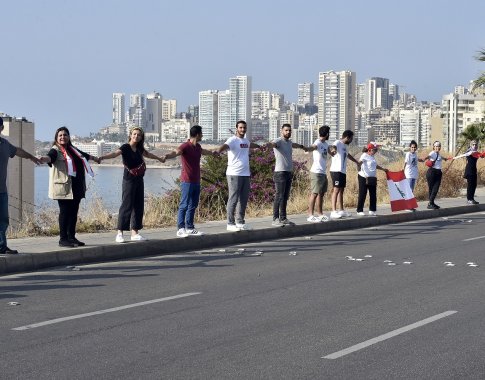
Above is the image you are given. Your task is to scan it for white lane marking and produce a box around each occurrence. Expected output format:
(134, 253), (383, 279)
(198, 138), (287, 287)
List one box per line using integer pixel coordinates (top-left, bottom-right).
(322, 310), (457, 359)
(12, 292), (201, 331)
(463, 235), (485, 242)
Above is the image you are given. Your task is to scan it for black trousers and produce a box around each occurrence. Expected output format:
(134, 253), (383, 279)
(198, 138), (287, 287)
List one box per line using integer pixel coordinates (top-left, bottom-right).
(357, 175), (377, 212)
(426, 168), (442, 204)
(466, 174), (477, 201)
(117, 177), (144, 231)
(58, 198), (81, 241)
(273, 171), (292, 220)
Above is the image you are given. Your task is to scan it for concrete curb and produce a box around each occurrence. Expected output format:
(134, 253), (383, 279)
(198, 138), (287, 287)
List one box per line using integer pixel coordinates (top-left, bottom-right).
(1, 204), (483, 275)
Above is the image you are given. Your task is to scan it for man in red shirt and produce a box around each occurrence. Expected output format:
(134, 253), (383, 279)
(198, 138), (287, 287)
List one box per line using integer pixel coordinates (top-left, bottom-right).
(163, 125), (217, 237)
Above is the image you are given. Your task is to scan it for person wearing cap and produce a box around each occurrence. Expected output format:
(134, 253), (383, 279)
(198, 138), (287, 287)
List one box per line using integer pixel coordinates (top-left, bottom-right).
(328, 129), (359, 219)
(0, 116), (42, 254)
(99, 126), (164, 243)
(423, 141), (452, 209)
(356, 142), (388, 216)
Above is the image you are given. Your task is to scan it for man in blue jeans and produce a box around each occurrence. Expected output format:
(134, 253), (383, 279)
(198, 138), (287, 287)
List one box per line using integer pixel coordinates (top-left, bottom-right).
(162, 125), (217, 237)
(0, 116), (41, 254)
(266, 124), (310, 226)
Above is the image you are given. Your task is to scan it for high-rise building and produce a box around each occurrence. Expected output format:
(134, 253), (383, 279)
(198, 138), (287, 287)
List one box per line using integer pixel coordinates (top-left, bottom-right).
(399, 109), (420, 146)
(145, 92), (163, 140)
(129, 93), (145, 108)
(217, 90), (232, 141)
(356, 83), (366, 111)
(128, 93), (146, 128)
(389, 83), (399, 107)
(199, 90), (219, 141)
(442, 92), (485, 151)
(271, 93), (284, 111)
(268, 110), (280, 140)
(162, 99), (177, 121)
(318, 70), (356, 141)
(297, 82), (314, 107)
(229, 75), (252, 139)
(365, 77), (390, 111)
(252, 91), (271, 119)
(112, 93), (126, 124)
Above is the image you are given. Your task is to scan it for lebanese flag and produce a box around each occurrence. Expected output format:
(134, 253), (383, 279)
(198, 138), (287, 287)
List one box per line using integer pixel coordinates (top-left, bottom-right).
(386, 170), (418, 212)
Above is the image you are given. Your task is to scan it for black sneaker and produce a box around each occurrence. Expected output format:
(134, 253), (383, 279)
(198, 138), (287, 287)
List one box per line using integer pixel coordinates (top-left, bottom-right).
(467, 200), (479, 205)
(280, 218), (295, 226)
(69, 238), (85, 246)
(59, 240), (78, 248)
(427, 203), (439, 210)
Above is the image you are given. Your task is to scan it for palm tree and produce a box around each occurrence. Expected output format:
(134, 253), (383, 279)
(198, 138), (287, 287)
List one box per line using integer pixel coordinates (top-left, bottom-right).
(458, 122), (485, 153)
(472, 48), (485, 90)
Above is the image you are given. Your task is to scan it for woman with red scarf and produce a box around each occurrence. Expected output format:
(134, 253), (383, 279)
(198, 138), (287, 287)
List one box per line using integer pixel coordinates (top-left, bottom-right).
(40, 127), (100, 247)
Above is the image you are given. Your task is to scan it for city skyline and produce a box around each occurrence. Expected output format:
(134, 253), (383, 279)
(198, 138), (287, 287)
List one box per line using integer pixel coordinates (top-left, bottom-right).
(1, 0), (484, 141)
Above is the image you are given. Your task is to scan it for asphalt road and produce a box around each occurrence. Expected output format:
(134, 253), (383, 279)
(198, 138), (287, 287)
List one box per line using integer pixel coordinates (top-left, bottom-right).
(1, 212), (485, 379)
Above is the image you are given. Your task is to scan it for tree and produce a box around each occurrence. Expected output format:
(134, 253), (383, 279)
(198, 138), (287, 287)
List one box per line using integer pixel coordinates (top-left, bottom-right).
(459, 122), (485, 152)
(472, 48), (485, 90)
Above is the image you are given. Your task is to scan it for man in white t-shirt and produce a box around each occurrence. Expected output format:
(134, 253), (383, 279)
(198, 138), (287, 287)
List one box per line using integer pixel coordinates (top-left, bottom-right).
(217, 120), (261, 231)
(306, 125), (330, 223)
(328, 129), (358, 219)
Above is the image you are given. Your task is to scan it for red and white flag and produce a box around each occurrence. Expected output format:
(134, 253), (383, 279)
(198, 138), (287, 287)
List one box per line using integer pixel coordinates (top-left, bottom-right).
(386, 170), (418, 212)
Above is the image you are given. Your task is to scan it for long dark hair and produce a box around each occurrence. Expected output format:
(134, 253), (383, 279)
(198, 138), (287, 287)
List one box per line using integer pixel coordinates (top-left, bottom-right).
(128, 127), (145, 153)
(53, 126), (73, 148)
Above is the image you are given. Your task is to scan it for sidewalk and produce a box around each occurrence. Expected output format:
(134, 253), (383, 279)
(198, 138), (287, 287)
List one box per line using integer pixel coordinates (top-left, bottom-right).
(1, 189), (484, 275)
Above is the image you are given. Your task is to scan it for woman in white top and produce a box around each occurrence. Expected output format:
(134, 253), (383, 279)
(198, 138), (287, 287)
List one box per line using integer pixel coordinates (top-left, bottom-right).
(423, 141), (452, 209)
(356, 142), (388, 216)
(403, 140), (424, 192)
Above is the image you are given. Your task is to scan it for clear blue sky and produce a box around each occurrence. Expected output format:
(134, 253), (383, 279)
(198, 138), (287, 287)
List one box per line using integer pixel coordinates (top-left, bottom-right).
(2, 0), (484, 141)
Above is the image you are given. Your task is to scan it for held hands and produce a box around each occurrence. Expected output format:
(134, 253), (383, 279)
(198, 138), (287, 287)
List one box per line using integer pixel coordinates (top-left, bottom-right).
(38, 156), (50, 164)
(159, 155), (166, 163)
(31, 156), (43, 165)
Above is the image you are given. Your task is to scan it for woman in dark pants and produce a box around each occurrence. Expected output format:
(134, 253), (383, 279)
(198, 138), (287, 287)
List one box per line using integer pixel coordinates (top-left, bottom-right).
(99, 127), (164, 243)
(455, 140), (483, 204)
(424, 141), (452, 209)
(40, 127), (100, 247)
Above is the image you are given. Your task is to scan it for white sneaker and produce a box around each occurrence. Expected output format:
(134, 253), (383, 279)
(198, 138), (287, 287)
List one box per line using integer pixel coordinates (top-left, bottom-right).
(236, 223), (252, 230)
(339, 210), (352, 218)
(227, 224), (241, 232)
(330, 211), (342, 219)
(177, 228), (189, 238)
(318, 215), (330, 222)
(357, 212), (365, 216)
(368, 211), (377, 216)
(115, 233), (125, 243)
(131, 234), (147, 241)
(307, 215), (321, 223)
(186, 228), (204, 236)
